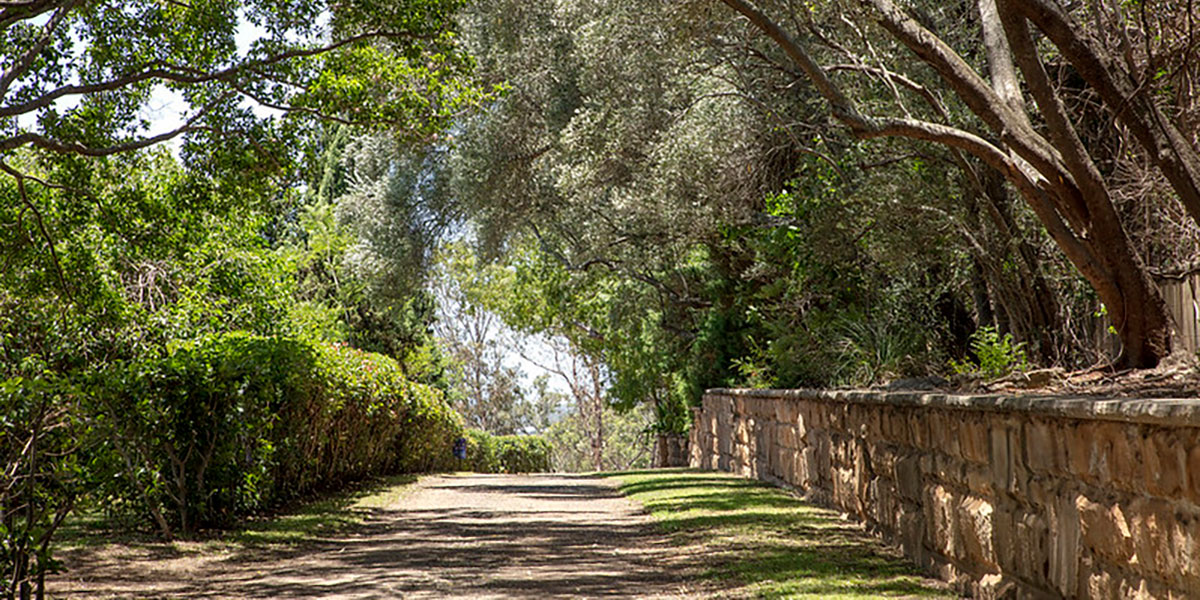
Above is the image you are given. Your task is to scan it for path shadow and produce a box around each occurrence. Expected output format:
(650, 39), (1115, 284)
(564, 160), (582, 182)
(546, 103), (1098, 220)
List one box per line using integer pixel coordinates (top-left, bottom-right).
(57, 475), (694, 599)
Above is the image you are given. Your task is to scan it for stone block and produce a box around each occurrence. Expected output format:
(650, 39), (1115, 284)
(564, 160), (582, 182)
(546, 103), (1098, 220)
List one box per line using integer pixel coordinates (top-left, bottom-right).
(992, 507), (1016, 573)
(1082, 561), (1119, 600)
(870, 477), (899, 534)
(1025, 475), (1054, 509)
(808, 403), (825, 429)
(1067, 422), (1098, 483)
(958, 495), (997, 568)
(1094, 423), (1138, 491)
(1117, 575), (1172, 600)
(935, 453), (967, 485)
(960, 417), (990, 464)
(911, 412), (931, 449)
(867, 407), (883, 439)
(799, 446), (818, 489)
(796, 406), (809, 441)
(1128, 497), (1174, 580)
(833, 466), (861, 515)
(966, 464), (995, 497)
(1048, 494), (1080, 597)
(774, 400), (795, 424)
(983, 426), (1013, 496)
(927, 412), (958, 457)
(887, 409), (911, 446)
(1186, 445), (1200, 505)
(1142, 432), (1184, 499)
(926, 483), (959, 559)
(815, 433), (833, 481)
(1015, 512), (1049, 586)
(896, 454), (923, 501)
(899, 506), (927, 561)
(1076, 494), (1134, 563)
(873, 441), (902, 476)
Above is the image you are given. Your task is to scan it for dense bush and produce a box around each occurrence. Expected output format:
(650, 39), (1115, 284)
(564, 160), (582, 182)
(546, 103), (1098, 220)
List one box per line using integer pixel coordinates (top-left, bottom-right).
(1, 376), (85, 597)
(89, 333), (462, 536)
(462, 430), (553, 473)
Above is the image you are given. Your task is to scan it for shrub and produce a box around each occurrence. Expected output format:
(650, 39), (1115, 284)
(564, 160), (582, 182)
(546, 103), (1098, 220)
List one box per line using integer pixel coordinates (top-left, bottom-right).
(89, 333), (463, 536)
(462, 429), (552, 473)
(950, 326), (1028, 378)
(1, 375), (85, 599)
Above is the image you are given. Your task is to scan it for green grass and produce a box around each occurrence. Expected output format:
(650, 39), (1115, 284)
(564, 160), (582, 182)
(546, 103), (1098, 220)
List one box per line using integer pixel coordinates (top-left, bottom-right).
(58, 474), (419, 553)
(611, 469), (957, 600)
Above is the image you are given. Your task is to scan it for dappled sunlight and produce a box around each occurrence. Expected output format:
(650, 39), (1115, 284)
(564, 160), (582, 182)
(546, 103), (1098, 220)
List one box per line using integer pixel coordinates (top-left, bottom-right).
(614, 470), (956, 599)
(51, 473), (702, 598)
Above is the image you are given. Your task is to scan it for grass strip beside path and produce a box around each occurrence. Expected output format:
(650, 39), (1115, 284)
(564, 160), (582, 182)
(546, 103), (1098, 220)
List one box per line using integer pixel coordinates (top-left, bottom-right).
(59, 474), (419, 553)
(611, 469), (956, 599)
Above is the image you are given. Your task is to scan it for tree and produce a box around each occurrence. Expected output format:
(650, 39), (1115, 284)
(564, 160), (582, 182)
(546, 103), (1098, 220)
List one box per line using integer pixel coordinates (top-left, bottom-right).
(1, 0), (479, 158)
(431, 242), (537, 434)
(714, 0), (1200, 367)
(444, 0), (1003, 401)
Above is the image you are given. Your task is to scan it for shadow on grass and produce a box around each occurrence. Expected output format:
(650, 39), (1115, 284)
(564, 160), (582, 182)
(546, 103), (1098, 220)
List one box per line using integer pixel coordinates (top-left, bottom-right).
(611, 469), (957, 599)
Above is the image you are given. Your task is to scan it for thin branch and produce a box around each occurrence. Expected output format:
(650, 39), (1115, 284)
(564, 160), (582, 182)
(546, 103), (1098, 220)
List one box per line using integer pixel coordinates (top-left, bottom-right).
(0, 0), (79, 100)
(0, 29), (436, 120)
(1, 90), (232, 155)
(0, 160), (70, 298)
(0, 0), (61, 30)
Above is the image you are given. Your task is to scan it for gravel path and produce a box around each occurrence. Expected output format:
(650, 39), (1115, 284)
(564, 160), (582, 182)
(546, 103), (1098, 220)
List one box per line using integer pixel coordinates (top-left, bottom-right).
(53, 473), (704, 599)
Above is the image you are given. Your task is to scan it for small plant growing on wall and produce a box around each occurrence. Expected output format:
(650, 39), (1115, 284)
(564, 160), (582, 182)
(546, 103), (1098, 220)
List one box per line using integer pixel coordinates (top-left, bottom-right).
(950, 326), (1028, 379)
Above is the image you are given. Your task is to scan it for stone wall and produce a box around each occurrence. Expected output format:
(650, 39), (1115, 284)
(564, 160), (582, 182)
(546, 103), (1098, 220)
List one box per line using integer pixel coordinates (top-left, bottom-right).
(690, 389), (1200, 599)
(653, 433), (689, 468)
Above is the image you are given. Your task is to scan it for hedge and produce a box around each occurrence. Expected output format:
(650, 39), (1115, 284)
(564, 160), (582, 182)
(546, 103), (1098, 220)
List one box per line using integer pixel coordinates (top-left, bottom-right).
(89, 333), (462, 535)
(462, 429), (553, 474)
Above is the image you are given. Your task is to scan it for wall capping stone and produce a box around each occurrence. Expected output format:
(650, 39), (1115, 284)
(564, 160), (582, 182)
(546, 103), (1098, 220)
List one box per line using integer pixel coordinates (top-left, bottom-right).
(707, 387), (1200, 427)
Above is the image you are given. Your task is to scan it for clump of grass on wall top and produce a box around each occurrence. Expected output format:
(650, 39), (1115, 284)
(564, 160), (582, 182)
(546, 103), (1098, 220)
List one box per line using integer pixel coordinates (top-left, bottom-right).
(949, 326), (1028, 379)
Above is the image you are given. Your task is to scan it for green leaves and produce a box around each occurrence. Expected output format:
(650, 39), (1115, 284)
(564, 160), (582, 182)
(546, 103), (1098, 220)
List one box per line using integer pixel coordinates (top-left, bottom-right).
(88, 333), (462, 535)
(949, 326), (1028, 379)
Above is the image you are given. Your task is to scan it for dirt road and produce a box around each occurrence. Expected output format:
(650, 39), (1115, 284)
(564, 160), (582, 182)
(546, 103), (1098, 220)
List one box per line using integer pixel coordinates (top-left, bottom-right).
(53, 474), (703, 599)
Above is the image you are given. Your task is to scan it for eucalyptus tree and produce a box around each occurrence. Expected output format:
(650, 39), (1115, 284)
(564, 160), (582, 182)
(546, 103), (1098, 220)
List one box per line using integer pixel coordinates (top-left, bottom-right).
(449, 0), (1074, 402)
(714, 0), (1200, 367)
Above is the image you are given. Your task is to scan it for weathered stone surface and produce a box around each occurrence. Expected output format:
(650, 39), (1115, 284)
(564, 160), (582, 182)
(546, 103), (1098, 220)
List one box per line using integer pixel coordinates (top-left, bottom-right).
(1186, 445), (1200, 505)
(960, 418), (990, 464)
(927, 484), (959, 560)
(1142, 433), (1183, 499)
(1024, 420), (1057, 474)
(958, 496), (997, 569)
(990, 425), (1013, 492)
(1077, 494), (1134, 563)
(1128, 498), (1176, 580)
(966, 464), (994, 497)
(895, 455), (923, 501)
(1048, 494), (1080, 597)
(1067, 422), (1096, 483)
